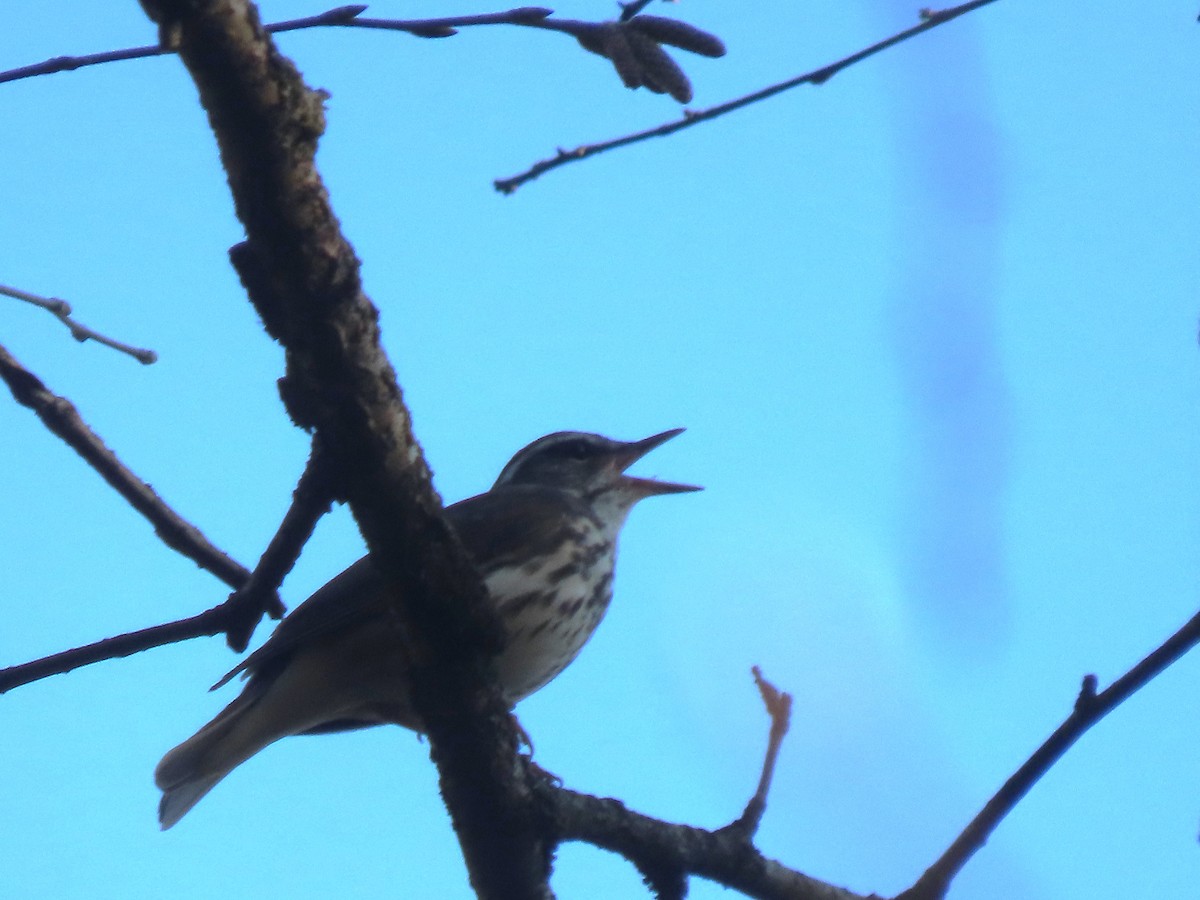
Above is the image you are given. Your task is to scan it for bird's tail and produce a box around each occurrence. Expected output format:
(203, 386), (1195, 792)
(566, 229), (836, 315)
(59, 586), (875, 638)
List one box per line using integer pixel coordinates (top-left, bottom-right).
(155, 690), (271, 830)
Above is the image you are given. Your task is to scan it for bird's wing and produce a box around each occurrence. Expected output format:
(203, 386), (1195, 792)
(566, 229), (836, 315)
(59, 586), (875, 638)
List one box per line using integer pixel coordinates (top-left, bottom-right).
(211, 557), (384, 689)
(444, 485), (588, 571)
(212, 485), (585, 690)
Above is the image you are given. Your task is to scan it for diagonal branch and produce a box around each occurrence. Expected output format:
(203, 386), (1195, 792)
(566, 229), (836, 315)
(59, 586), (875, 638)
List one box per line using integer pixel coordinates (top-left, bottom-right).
(494, 0), (999, 193)
(618, 0), (656, 21)
(896, 604), (1200, 900)
(1, 282), (158, 363)
(218, 440), (336, 652)
(0, 341), (246, 587)
(0, 441), (336, 693)
(0, 341), (303, 692)
(134, 0), (552, 895)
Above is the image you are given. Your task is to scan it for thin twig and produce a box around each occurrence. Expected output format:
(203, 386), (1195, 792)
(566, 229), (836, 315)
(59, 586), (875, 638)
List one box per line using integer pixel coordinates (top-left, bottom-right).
(220, 442), (338, 652)
(268, 3), (369, 33)
(0, 439), (341, 691)
(0, 341), (246, 586)
(0, 5), (368, 84)
(723, 665), (793, 838)
(494, 0), (999, 193)
(540, 669), (801, 899)
(0, 341), (273, 691)
(896, 605), (1200, 900)
(339, 6), (552, 37)
(0, 5), (630, 83)
(0, 283), (157, 364)
(1, 607), (233, 694)
(2, 4), (722, 110)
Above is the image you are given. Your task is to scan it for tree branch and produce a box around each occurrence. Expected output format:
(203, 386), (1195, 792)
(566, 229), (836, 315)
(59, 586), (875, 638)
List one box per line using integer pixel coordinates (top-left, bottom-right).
(722, 666), (793, 839)
(219, 441), (336, 652)
(3, 3), (723, 108)
(0, 341), (246, 587)
(540, 786), (866, 900)
(0, 4), (367, 84)
(531, 668), (864, 900)
(0, 440), (336, 691)
(494, 0), (999, 193)
(1, 606), (236, 695)
(1, 282), (158, 363)
(134, 0), (552, 894)
(0, 341), (309, 691)
(334, 5), (550, 37)
(896, 605), (1200, 900)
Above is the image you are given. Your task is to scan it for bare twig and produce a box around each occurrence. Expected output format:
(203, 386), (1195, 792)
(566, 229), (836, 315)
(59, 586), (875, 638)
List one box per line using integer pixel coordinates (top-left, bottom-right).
(0, 5), (368, 84)
(268, 3), (369, 33)
(1, 2), (721, 108)
(723, 665), (793, 838)
(540, 780), (868, 900)
(494, 0), (999, 193)
(220, 442), (338, 652)
(1, 283), (157, 364)
(0, 441), (340, 691)
(341, 0), (718, 107)
(338, 6), (552, 37)
(1, 606), (235, 695)
(625, 667), (795, 897)
(896, 605), (1200, 900)
(0, 341), (246, 586)
(531, 670), (812, 900)
(0, 341), (298, 692)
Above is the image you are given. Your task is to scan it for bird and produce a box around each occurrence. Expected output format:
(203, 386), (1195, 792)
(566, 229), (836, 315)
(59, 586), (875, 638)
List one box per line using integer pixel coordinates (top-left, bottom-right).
(155, 428), (700, 829)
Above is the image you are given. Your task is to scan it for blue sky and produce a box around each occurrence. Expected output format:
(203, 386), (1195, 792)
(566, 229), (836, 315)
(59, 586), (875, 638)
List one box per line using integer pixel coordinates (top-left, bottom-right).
(2, 2), (1199, 898)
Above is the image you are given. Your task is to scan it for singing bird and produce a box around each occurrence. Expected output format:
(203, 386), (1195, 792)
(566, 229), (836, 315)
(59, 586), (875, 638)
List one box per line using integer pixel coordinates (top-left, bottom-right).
(155, 429), (699, 828)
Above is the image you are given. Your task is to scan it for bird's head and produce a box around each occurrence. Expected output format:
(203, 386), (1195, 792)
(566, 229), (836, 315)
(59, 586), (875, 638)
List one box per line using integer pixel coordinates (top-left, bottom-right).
(493, 429), (701, 508)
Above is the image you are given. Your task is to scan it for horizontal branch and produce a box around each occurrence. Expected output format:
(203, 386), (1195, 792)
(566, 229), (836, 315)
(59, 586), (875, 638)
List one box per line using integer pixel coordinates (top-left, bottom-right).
(537, 669), (861, 900)
(0, 5), (367, 84)
(1, 2), (723, 110)
(542, 785), (867, 900)
(494, 0), (999, 193)
(338, 6), (551, 37)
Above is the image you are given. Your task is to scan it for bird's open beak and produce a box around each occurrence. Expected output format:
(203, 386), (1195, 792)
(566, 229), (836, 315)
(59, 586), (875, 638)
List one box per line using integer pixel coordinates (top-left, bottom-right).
(617, 428), (703, 496)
